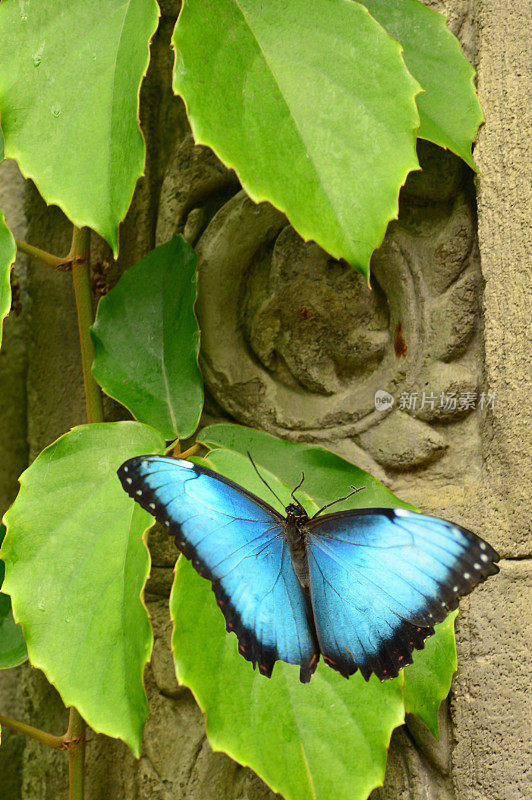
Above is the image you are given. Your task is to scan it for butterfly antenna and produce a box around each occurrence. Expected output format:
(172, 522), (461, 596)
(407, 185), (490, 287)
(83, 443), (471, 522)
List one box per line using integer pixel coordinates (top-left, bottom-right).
(311, 485), (365, 519)
(291, 472), (305, 504)
(247, 452), (285, 507)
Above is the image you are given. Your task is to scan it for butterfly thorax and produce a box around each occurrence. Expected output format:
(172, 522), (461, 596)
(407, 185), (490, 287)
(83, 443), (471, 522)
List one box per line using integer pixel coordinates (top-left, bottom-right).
(285, 503), (310, 526)
(284, 503), (311, 590)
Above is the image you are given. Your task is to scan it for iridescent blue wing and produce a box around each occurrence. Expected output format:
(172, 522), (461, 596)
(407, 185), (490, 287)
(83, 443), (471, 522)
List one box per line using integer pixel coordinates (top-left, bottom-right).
(118, 456), (319, 681)
(306, 508), (499, 681)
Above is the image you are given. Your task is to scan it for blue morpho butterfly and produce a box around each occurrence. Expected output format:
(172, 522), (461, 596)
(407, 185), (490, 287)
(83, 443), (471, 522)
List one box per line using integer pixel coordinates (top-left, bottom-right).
(118, 454), (499, 683)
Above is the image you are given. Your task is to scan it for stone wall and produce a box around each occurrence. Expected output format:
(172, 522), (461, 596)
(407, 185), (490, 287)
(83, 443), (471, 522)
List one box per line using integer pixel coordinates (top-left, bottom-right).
(0, 1), (529, 798)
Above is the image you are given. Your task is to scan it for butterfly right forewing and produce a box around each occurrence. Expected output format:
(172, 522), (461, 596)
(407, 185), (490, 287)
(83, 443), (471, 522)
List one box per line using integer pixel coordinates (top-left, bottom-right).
(305, 508), (499, 681)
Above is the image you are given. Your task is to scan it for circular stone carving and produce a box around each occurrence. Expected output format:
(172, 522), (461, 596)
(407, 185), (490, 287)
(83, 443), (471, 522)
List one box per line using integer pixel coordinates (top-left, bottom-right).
(196, 191), (424, 439)
(195, 186), (479, 469)
(242, 226), (390, 395)
(156, 138), (481, 470)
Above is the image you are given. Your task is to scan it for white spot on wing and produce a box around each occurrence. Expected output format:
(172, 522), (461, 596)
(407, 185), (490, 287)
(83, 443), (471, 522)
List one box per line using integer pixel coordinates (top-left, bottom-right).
(177, 460), (195, 469)
(394, 509), (412, 518)
(480, 542), (486, 550)
(126, 478), (132, 484)
(141, 460), (149, 468)
(149, 503), (156, 510)
(480, 553), (489, 562)
(464, 572), (470, 579)
(123, 466), (128, 472)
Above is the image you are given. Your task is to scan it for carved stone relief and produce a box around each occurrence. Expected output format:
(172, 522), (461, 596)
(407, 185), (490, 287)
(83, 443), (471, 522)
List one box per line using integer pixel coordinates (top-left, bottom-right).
(157, 134), (482, 486)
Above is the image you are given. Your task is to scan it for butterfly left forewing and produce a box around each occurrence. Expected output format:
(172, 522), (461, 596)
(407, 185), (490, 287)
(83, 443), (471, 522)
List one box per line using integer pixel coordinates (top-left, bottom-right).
(118, 456), (319, 682)
(305, 508), (499, 681)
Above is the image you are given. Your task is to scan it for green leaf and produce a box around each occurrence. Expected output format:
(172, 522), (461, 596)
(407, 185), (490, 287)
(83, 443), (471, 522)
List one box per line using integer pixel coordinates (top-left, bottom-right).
(402, 609), (458, 738)
(171, 467), (405, 799)
(0, 422), (165, 755)
(198, 427), (458, 738)
(0, 524), (27, 669)
(92, 236), (203, 441)
(199, 422), (415, 511)
(361, 0), (483, 170)
(205, 448), (320, 518)
(0, 210), (16, 348)
(0, 0), (160, 255)
(173, 0), (420, 279)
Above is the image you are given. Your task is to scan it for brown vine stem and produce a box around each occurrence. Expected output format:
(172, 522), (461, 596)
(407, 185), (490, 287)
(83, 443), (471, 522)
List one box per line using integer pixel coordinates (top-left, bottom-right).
(70, 226), (104, 424)
(15, 238), (71, 269)
(0, 712), (65, 750)
(164, 441), (201, 459)
(67, 224), (105, 799)
(163, 438), (179, 455)
(180, 443), (201, 460)
(66, 706), (86, 800)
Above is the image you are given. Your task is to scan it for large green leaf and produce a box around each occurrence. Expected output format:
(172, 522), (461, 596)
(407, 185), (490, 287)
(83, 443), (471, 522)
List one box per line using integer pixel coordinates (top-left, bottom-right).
(402, 609), (458, 738)
(171, 451), (405, 800)
(173, 0), (420, 279)
(92, 236), (203, 441)
(0, 524), (27, 669)
(361, 0), (483, 170)
(197, 427), (459, 737)
(199, 423), (415, 511)
(172, 562), (404, 800)
(0, 0), (159, 255)
(0, 210), (16, 348)
(0, 422), (165, 755)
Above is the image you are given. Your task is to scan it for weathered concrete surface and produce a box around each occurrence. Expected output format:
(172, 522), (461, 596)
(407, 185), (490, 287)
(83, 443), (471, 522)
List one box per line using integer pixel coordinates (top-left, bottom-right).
(475, 0), (531, 554)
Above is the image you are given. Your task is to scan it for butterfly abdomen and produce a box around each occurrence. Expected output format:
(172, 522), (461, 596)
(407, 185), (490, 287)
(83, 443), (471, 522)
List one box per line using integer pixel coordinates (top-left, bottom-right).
(283, 520), (311, 590)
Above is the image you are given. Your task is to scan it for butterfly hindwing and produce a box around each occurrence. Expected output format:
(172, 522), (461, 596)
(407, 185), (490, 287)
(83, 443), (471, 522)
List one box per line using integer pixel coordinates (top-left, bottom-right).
(306, 508), (500, 681)
(118, 456), (319, 681)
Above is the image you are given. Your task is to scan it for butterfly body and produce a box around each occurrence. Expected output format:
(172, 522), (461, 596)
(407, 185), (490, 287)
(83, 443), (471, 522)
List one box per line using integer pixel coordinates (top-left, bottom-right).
(118, 456), (499, 683)
(281, 504), (313, 589)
